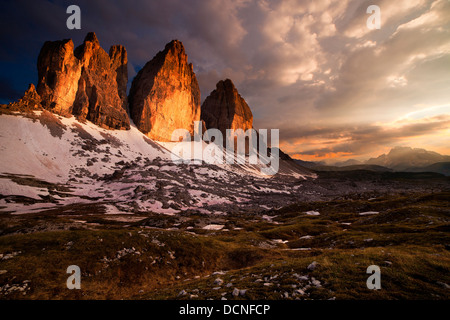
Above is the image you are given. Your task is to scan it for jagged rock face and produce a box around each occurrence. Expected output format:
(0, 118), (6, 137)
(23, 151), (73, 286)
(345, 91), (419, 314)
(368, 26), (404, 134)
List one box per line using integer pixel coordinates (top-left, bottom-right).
(37, 39), (81, 116)
(73, 33), (130, 130)
(201, 79), (253, 137)
(109, 45), (128, 113)
(4, 84), (42, 111)
(129, 40), (201, 141)
(36, 32), (129, 130)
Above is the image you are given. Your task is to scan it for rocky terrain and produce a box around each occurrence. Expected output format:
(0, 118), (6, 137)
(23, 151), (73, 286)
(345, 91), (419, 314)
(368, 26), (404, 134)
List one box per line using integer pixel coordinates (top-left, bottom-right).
(0, 109), (447, 300)
(0, 190), (448, 300)
(366, 146), (450, 170)
(304, 147), (450, 176)
(0, 111), (316, 217)
(0, 32), (449, 300)
(0, 32), (318, 217)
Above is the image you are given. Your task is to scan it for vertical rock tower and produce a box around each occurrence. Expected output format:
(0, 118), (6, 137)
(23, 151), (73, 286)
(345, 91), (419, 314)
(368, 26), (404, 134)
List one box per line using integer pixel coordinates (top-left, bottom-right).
(128, 40), (201, 141)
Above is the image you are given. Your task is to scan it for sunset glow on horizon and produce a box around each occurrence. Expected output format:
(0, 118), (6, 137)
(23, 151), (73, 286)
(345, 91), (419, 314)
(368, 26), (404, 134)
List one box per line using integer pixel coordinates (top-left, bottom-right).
(1, 0), (449, 162)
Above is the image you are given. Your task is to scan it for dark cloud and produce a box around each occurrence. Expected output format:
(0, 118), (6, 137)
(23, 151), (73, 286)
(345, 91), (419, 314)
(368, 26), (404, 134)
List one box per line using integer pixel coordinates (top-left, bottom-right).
(1, 0), (449, 158)
(282, 115), (450, 158)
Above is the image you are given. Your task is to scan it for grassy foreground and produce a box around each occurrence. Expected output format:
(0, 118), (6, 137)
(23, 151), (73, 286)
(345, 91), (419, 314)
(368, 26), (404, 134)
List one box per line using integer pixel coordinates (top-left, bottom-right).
(0, 192), (449, 300)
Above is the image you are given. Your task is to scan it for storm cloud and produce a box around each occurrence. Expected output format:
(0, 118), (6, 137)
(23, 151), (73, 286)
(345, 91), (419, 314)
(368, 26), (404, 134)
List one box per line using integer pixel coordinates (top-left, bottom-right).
(1, 0), (449, 161)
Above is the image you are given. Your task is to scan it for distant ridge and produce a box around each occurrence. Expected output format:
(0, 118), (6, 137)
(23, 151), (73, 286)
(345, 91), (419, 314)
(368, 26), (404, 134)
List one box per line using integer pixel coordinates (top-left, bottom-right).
(311, 164), (393, 172)
(406, 162), (450, 176)
(295, 147), (450, 176)
(366, 146), (450, 171)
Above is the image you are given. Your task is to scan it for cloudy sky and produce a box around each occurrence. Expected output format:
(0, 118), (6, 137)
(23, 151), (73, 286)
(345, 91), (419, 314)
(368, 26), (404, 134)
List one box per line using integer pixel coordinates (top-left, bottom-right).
(1, 0), (449, 162)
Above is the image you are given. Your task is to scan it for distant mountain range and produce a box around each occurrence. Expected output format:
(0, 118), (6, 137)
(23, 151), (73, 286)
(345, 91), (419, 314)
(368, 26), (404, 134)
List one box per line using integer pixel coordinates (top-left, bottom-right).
(366, 147), (450, 171)
(295, 147), (450, 176)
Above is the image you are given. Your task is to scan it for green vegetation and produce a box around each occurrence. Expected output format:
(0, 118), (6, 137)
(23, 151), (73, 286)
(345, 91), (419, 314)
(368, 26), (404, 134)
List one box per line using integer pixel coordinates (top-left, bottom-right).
(0, 192), (449, 300)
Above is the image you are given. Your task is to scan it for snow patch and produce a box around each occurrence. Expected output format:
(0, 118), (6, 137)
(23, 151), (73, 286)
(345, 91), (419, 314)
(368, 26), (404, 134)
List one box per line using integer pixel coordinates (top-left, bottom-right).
(202, 224), (225, 230)
(359, 211), (379, 216)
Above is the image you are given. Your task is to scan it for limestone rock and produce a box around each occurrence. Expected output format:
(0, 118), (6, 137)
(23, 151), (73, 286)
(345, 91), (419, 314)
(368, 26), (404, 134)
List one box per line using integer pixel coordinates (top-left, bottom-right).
(109, 45), (128, 113)
(37, 39), (81, 115)
(4, 84), (42, 111)
(201, 79), (253, 137)
(36, 32), (129, 130)
(128, 40), (201, 141)
(73, 32), (130, 130)
(307, 261), (318, 271)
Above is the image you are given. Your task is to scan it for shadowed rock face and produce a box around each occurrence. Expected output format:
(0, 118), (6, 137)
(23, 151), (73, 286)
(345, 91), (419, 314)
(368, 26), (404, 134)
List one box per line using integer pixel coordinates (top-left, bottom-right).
(72, 32), (130, 130)
(128, 40), (201, 141)
(201, 79), (253, 137)
(36, 32), (130, 130)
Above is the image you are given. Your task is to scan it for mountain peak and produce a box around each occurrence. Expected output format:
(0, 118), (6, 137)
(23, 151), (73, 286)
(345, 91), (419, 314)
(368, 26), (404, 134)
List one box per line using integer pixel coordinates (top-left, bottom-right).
(166, 39), (182, 47)
(390, 146), (413, 151)
(164, 39), (186, 56)
(220, 78), (235, 87)
(201, 79), (253, 138)
(84, 32), (99, 44)
(34, 32), (129, 129)
(367, 146), (450, 170)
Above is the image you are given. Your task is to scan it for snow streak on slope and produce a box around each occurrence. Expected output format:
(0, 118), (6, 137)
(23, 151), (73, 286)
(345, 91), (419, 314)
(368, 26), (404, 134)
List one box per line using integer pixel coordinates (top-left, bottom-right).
(0, 111), (172, 183)
(159, 140), (312, 179)
(0, 112), (315, 215)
